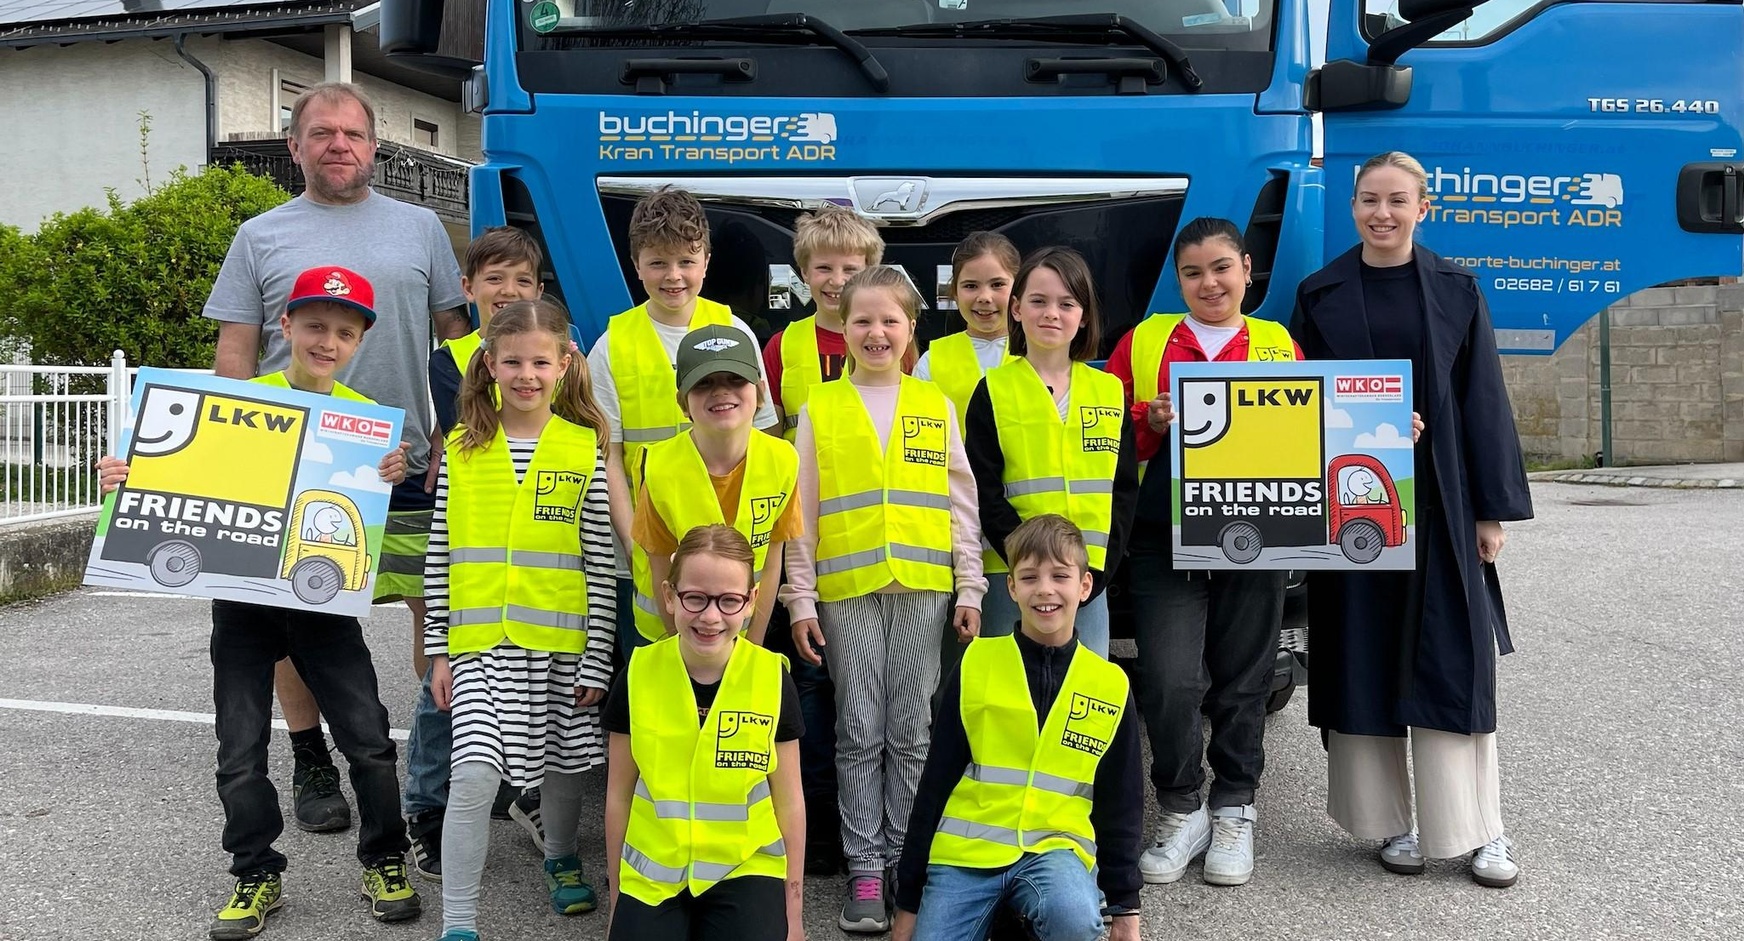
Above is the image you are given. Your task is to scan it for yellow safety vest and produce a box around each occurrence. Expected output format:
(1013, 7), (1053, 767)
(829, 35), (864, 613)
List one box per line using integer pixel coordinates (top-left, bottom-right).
(606, 299), (734, 471)
(810, 377), (955, 601)
(250, 371), (372, 403)
(928, 332), (1012, 426)
(1130, 314), (1297, 479)
(929, 634), (1128, 873)
(628, 431), (800, 640)
(984, 359), (1124, 574)
(777, 316), (827, 442)
(444, 419), (596, 654)
(621, 635), (788, 905)
(441, 331), (483, 377)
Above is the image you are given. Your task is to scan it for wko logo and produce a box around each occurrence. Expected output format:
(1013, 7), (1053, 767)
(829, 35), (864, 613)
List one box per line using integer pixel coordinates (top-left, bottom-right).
(318, 411), (393, 445)
(1334, 376), (1404, 403)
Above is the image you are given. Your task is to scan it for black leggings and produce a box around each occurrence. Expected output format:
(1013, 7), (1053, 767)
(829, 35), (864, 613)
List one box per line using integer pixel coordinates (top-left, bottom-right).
(609, 875), (787, 941)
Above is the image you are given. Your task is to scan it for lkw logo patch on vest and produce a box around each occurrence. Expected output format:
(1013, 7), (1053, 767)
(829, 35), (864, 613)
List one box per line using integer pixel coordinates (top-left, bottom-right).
(715, 710), (776, 771)
(533, 471), (586, 524)
(901, 415), (947, 467)
(749, 495), (782, 549)
(1061, 692), (1119, 756)
(1079, 406), (1123, 454)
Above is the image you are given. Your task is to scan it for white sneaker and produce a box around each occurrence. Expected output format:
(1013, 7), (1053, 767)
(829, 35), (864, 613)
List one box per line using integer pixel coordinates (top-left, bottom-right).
(1203, 805), (1255, 886)
(1138, 806), (1210, 884)
(1379, 832), (1425, 875)
(1470, 835), (1518, 888)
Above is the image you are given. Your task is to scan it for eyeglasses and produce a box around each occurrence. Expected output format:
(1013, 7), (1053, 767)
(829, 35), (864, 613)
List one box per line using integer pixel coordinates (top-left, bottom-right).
(675, 590), (750, 616)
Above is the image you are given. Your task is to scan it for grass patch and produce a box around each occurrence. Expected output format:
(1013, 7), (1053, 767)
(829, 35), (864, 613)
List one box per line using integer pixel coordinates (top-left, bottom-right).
(3, 463), (98, 504)
(1526, 455), (1598, 473)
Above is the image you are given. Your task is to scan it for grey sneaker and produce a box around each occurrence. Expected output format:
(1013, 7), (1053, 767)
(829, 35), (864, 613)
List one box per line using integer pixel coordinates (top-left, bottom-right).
(1138, 805), (1211, 884)
(1203, 805), (1255, 886)
(838, 871), (890, 933)
(1471, 835), (1518, 888)
(1379, 832), (1424, 875)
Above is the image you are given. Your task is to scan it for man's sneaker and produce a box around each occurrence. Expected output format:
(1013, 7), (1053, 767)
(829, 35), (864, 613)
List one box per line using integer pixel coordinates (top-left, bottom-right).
(210, 872), (282, 940)
(543, 855), (598, 915)
(407, 810), (443, 881)
(292, 761), (351, 833)
(1203, 805), (1256, 886)
(360, 857), (422, 922)
(838, 871), (891, 933)
(1470, 835), (1518, 888)
(509, 787), (544, 855)
(1138, 805), (1211, 884)
(1379, 832), (1425, 875)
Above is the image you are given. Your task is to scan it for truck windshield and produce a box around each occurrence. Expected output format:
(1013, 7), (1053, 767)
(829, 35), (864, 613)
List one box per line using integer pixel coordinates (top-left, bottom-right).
(527, 0), (1274, 55)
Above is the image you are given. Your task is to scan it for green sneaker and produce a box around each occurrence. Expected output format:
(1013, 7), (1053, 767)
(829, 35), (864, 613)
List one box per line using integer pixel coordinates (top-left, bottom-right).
(542, 856), (597, 915)
(361, 856), (422, 922)
(210, 872), (282, 940)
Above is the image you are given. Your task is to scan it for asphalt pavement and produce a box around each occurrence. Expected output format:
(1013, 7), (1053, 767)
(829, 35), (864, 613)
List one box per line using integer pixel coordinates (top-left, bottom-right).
(2, 480), (1741, 941)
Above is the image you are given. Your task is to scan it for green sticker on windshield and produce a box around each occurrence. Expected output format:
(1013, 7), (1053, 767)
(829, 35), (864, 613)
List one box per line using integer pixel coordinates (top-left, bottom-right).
(529, 0), (561, 33)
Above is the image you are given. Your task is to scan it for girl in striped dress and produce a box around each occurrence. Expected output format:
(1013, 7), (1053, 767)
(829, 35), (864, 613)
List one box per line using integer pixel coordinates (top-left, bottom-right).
(425, 299), (617, 941)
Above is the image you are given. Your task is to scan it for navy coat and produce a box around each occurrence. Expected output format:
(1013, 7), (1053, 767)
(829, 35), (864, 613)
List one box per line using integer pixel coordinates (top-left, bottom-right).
(1290, 245), (1534, 737)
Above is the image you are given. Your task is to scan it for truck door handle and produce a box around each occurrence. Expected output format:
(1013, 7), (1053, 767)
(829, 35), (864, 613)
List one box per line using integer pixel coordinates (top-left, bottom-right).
(1676, 162), (1744, 234)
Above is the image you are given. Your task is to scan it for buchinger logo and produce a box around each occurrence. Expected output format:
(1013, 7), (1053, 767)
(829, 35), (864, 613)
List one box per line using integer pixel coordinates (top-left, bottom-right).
(598, 111), (837, 144)
(317, 411), (393, 444)
(1334, 376), (1404, 403)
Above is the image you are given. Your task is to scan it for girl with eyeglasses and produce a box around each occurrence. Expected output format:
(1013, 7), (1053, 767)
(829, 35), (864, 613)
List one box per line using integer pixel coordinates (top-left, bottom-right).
(601, 524), (807, 941)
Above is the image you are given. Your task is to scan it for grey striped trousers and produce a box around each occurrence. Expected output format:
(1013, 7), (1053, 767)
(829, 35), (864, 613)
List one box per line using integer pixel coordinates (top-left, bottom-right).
(819, 590), (951, 871)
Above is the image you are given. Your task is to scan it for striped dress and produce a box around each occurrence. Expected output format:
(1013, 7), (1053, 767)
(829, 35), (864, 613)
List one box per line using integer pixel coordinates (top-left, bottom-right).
(422, 436), (617, 786)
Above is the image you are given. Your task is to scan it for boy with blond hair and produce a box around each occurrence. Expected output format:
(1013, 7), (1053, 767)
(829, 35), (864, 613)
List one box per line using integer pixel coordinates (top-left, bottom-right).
(894, 514), (1143, 941)
(585, 185), (780, 668)
(760, 203), (887, 438)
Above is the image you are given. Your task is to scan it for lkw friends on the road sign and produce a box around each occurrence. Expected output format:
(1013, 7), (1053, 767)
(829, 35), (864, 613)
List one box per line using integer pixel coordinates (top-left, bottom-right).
(83, 368), (404, 616)
(1168, 360), (1417, 571)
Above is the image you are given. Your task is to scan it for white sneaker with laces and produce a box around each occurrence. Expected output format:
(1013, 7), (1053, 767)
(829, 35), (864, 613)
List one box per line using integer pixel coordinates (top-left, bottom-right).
(1202, 805), (1255, 886)
(1379, 832), (1425, 875)
(1138, 806), (1210, 884)
(1471, 834), (1518, 888)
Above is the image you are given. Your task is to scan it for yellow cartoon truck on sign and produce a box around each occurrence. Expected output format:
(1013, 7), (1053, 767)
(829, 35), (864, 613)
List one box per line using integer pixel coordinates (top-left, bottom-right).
(100, 384), (371, 604)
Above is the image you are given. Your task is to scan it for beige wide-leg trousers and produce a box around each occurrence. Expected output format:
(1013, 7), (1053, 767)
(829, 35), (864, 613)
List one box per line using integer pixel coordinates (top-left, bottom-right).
(1326, 728), (1503, 859)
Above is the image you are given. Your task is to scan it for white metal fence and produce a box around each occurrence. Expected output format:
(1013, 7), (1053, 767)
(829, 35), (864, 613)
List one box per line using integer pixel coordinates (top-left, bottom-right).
(0, 351), (206, 526)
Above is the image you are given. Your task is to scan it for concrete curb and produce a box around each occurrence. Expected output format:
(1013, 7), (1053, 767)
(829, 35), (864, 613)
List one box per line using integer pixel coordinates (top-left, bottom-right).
(0, 513), (97, 604)
(1535, 472), (1741, 490)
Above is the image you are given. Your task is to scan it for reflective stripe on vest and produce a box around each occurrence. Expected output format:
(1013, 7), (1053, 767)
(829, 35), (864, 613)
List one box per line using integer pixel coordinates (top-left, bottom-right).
(1129, 313), (1297, 478)
(445, 419), (596, 654)
(620, 636), (789, 905)
(984, 359), (1123, 573)
(778, 316), (826, 442)
(606, 299), (734, 469)
(928, 634), (1128, 873)
(928, 331), (1011, 427)
(809, 377), (955, 601)
(629, 431), (800, 641)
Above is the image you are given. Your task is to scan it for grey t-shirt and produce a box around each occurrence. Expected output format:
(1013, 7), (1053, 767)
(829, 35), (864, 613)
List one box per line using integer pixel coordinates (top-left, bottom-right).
(202, 190), (466, 473)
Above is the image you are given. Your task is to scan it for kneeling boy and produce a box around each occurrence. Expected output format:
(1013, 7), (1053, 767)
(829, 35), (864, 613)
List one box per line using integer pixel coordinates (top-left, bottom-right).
(893, 514), (1143, 941)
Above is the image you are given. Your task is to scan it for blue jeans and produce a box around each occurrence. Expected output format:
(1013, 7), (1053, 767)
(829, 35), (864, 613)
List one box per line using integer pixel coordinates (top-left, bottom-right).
(912, 850), (1104, 941)
(980, 578), (1110, 657)
(402, 666), (451, 817)
(614, 576), (651, 673)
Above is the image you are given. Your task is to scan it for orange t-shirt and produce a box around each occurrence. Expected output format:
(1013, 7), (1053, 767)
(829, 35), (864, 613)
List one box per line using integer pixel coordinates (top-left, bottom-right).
(632, 454), (804, 556)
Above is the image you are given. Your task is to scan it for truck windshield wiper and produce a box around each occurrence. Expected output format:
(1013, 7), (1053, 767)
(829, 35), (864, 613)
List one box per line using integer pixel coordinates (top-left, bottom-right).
(545, 13), (890, 93)
(854, 13), (1201, 91)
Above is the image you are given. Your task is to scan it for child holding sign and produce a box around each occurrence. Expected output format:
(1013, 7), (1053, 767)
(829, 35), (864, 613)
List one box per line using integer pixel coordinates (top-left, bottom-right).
(98, 266), (419, 940)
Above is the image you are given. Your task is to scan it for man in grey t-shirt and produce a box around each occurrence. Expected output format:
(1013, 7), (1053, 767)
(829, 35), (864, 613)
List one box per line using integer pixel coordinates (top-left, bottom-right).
(203, 82), (467, 835)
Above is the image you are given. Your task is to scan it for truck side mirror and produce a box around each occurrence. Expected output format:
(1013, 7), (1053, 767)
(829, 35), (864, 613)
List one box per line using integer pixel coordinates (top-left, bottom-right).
(380, 0), (445, 57)
(380, 0), (484, 76)
(1306, 0), (1492, 112)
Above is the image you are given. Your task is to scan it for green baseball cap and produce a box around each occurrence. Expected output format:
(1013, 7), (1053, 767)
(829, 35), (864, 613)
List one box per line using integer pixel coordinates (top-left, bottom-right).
(675, 324), (762, 395)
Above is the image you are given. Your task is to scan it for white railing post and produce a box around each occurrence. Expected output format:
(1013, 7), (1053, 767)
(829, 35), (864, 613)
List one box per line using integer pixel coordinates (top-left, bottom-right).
(107, 349), (128, 458)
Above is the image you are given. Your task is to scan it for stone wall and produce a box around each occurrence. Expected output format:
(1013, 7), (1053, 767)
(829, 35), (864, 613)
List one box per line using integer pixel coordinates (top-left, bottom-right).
(1501, 284), (1744, 466)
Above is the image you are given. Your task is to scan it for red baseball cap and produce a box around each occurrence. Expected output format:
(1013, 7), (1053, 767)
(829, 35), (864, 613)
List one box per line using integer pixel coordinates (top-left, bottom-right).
(285, 266), (377, 328)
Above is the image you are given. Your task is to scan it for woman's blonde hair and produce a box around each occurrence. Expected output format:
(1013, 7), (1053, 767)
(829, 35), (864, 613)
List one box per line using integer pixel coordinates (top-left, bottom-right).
(668, 522), (755, 589)
(839, 266), (922, 375)
(454, 299), (607, 455)
(1356, 151), (1431, 201)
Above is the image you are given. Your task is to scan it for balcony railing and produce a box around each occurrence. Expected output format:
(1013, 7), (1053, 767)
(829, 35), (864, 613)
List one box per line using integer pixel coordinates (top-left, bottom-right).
(211, 136), (472, 225)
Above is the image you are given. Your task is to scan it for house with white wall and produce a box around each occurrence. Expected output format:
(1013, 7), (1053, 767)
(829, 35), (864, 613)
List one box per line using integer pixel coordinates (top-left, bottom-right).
(0, 0), (481, 249)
